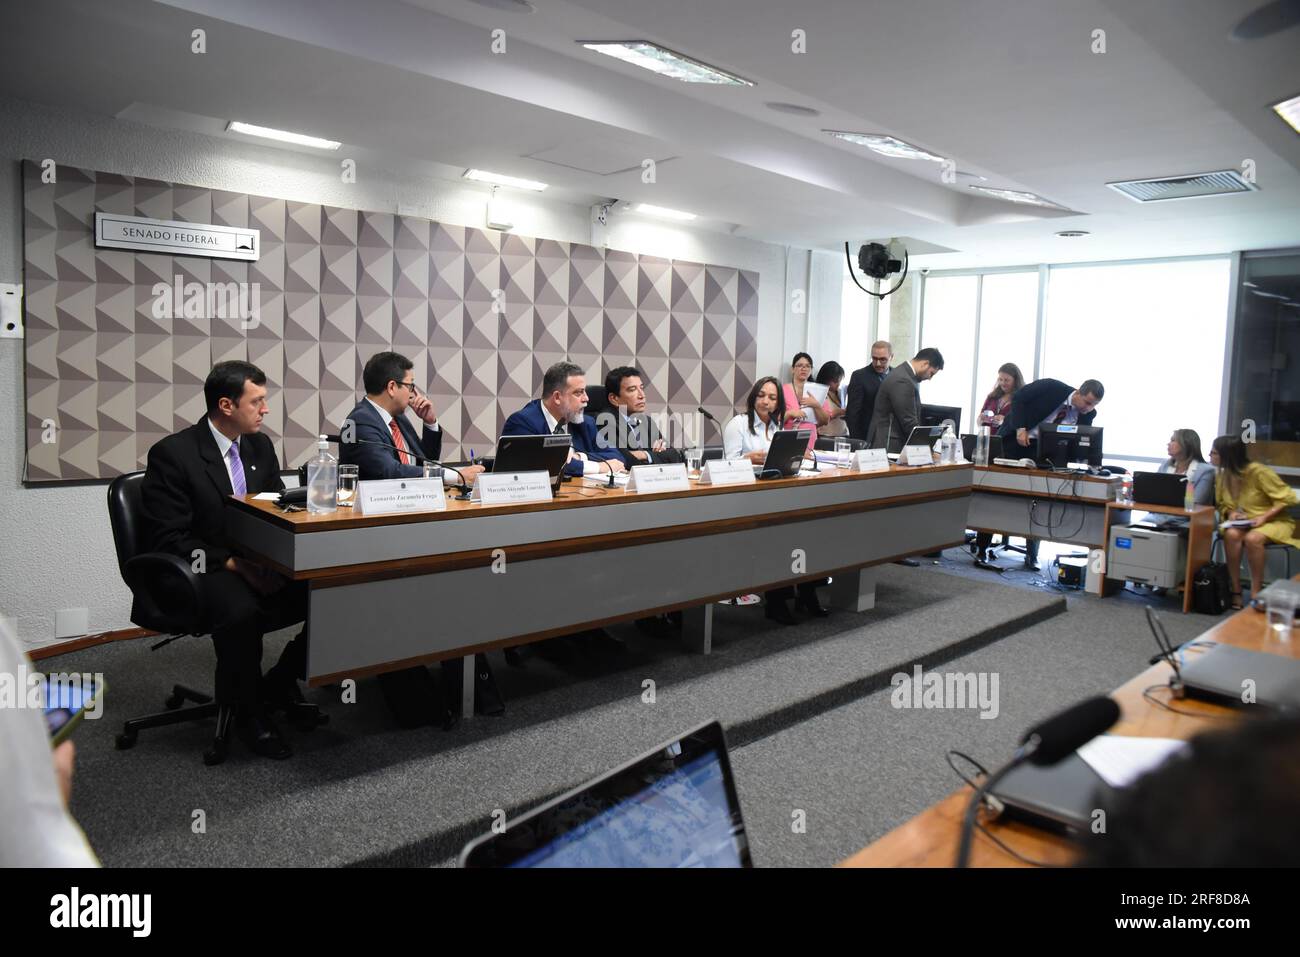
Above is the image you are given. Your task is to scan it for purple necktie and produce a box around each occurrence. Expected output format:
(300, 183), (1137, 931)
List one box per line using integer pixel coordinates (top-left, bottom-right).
(227, 442), (247, 497)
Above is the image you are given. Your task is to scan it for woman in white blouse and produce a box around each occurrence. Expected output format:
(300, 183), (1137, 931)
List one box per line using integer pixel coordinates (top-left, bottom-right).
(723, 376), (784, 463)
(721, 376), (827, 623)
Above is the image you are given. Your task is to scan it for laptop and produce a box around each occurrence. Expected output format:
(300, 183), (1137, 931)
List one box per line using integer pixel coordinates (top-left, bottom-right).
(961, 433), (1004, 462)
(491, 434), (572, 490)
(1148, 607), (1300, 711)
(759, 428), (810, 477)
(902, 425), (944, 450)
(1132, 471), (1187, 508)
(990, 754), (1117, 836)
(459, 720), (752, 868)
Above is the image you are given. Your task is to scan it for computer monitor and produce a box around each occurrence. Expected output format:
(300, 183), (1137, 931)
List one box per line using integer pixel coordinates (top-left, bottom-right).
(491, 434), (572, 488)
(459, 720), (751, 868)
(920, 404), (961, 435)
(760, 429), (809, 478)
(1037, 423), (1103, 468)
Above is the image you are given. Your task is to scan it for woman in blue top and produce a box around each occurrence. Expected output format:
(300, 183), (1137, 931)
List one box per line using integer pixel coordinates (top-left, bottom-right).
(1157, 429), (1215, 506)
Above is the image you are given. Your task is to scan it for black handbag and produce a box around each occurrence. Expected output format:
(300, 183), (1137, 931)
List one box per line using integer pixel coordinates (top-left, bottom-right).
(1192, 562), (1231, 615)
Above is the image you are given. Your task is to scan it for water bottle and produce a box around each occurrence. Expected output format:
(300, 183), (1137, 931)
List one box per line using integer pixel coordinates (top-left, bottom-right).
(940, 424), (957, 464)
(973, 425), (991, 467)
(1120, 474), (1133, 505)
(306, 435), (338, 514)
(1183, 477), (1195, 512)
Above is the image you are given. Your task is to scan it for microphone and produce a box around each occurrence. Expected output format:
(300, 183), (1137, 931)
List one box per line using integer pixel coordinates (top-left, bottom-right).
(323, 433), (473, 498)
(955, 696), (1119, 867)
(697, 406), (717, 423)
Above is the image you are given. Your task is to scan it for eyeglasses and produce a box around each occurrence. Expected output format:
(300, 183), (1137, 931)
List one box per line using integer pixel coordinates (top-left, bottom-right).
(396, 381), (420, 396)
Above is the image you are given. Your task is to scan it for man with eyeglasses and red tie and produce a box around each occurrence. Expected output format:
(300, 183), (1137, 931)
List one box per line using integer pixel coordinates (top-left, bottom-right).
(339, 351), (495, 725)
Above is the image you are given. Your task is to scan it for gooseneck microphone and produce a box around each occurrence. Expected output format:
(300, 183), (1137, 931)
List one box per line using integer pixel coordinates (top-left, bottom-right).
(323, 434), (473, 498)
(955, 696), (1120, 867)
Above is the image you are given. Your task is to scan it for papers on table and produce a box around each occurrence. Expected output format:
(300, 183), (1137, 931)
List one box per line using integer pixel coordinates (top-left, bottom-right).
(1219, 519), (1254, 529)
(253, 492), (281, 501)
(581, 472), (630, 488)
(1075, 735), (1189, 789)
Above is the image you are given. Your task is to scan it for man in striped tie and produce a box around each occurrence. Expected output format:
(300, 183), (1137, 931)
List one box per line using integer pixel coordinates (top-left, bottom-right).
(141, 361), (317, 761)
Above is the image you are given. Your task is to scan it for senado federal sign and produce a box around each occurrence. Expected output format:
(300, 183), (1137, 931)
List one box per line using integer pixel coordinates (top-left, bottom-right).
(95, 212), (260, 261)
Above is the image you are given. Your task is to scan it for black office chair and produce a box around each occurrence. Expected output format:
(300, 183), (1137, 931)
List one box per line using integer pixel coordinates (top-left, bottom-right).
(107, 471), (233, 765)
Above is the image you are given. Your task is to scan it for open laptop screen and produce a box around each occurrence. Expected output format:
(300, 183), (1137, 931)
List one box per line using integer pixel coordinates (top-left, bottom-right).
(460, 721), (751, 868)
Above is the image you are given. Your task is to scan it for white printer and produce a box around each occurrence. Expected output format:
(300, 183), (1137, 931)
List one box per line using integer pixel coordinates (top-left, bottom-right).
(1107, 523), (1187, 589)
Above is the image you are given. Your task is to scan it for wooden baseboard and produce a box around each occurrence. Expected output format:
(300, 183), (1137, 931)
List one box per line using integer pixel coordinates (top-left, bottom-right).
(26, 627), (156, 661)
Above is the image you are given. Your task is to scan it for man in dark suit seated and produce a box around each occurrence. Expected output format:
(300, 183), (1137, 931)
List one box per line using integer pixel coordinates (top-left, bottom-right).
(997, 377), (1104, 450)
(340, 351), (493, 723)
(140, 360), (314, 760)
(339, 350), (485, 486)
(845, 340), (892, 442)
(501, 361), (626, 478)
(598, 365), (683, 468)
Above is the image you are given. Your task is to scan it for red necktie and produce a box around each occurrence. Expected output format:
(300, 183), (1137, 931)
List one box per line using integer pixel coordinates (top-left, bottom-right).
(389, 419), (411, 464)
(1052, 406), (1069, 425)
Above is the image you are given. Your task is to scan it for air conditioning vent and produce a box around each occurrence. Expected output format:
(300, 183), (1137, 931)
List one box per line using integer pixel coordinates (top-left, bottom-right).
(1107, 170), (1257, 203)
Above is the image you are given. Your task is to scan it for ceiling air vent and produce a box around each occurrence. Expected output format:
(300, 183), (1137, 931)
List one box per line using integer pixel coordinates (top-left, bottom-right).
(1106, 170), (1257, 203)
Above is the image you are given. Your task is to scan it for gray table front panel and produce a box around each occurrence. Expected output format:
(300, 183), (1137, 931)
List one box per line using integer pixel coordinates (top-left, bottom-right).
(968, 491), (1110, 547)
(305, 494), (970, 679)
(973, 470), (1117, 502)
(231, 467), (971, 572)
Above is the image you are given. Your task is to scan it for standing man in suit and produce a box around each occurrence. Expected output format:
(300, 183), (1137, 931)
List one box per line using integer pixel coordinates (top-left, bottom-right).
(997, 378), (1104, 449)
(867, 347), (945, 453)
(502, 361), (626, 477)
(845, 340), (892, 441)
(140, 360), (315, 760)
(340, 351), (492, 723)
(599, 365), (683, 467)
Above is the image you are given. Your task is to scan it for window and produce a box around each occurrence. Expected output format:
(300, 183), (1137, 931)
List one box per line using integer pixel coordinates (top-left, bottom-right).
(974, 271), (1039, 424)
(918, 275), (977, 432)
(839, 268), (872, 373)
(1042, 259), (1231, 460)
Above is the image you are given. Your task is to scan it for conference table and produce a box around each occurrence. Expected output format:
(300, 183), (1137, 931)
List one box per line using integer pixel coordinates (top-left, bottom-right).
(225, 462), (974, 716)
(967, 464), (1124, 595)
(838, 574), (1300, 867)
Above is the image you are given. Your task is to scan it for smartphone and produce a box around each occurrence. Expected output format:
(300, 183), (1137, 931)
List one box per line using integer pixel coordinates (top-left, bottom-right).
(44, 674), (104, 746)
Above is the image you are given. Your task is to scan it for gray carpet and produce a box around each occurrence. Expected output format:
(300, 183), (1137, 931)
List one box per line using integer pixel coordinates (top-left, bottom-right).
(55, 562), (1065, 866)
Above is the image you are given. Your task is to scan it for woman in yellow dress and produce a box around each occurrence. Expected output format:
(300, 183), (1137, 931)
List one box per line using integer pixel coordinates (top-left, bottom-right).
(1211, 435), (1300, 608)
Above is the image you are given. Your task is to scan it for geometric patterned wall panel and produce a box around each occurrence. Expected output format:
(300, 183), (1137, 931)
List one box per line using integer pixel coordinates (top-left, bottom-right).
(22, 161), (759, 481)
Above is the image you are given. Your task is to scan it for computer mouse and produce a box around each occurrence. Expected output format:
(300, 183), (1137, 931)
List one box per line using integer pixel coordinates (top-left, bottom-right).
(1096, 468), (1112, 477)
(1018, 457), (1036, 468)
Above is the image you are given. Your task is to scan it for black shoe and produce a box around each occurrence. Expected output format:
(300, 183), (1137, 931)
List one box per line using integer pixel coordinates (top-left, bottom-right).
(635, 615), (674, 639)
(765, 600), (797, 626)
(262, 672), (328, 730)
(794, 591), (829, 618)
(234, 712), (292, 760)
(894, 558), (921, 567)
(473, 654), (505, 716)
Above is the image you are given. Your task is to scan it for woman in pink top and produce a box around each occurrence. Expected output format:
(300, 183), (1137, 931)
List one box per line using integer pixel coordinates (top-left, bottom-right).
(782, 352), (827, 453)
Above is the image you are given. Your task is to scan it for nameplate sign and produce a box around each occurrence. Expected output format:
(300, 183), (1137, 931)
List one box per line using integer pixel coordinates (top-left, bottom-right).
(698, 459), (757, 486)
(95, 212), (260, 261)
(627, 463), (690, 493)
(851, 448), (890, 473)
(355, 478), (445, 516)
(474, 471), (553, 505)
(900, 445), (934, 467)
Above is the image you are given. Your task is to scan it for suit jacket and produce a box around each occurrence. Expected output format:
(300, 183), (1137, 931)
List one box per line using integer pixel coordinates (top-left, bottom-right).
(501, 399), (621, 477)
(339, 398), (443, 480)
(997, 378), (1096, 439)
(141, 417), (285, 570)
(867, 362), (922, 453)
(596, 409), (684, 467)
(845, 365), (887, 441)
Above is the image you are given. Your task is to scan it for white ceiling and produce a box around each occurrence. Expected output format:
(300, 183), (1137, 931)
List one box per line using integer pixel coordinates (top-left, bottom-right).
(2, 0), (1297, 267)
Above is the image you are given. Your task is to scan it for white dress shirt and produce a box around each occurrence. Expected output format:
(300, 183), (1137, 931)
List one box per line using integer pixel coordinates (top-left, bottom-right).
(541, 403), (608, 476)
(723, 413), (778, 459)
(207, 418), (240, 489)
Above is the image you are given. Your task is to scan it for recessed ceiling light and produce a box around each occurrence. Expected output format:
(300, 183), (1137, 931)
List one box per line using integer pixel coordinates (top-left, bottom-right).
(463, 169), (548, 191)
(1055, 230), (1090, 238)
(579, 41), (753, 85)
(968, 185), (1067, 209)
(1271, 92), (1300, 134)
(824, 131), (946, 163)
(635, 203), (697, 221)
(765, 102), (820, 116)
(466, 0), (535, 11)
(227, 121), (340, 150)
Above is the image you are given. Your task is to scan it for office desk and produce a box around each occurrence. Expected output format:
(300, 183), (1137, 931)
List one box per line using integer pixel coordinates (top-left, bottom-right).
(226, 464), (973, 713)
(968, 465), (1125, 595)
(839, 577), (1300, 867)
(1100, 502), (1216, 613)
